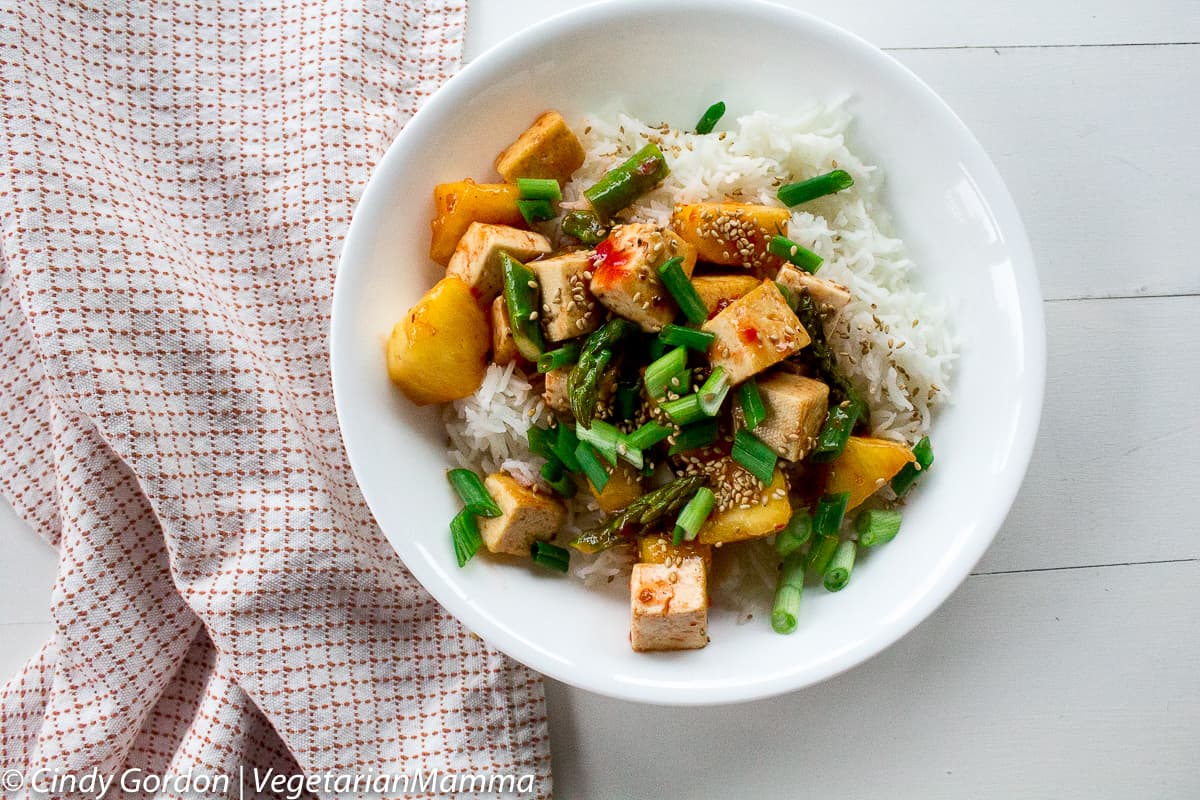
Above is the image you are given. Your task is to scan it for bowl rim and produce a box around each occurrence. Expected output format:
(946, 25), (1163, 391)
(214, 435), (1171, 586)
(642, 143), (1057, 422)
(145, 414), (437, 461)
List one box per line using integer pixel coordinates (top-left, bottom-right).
(331, 0), (1046, 705)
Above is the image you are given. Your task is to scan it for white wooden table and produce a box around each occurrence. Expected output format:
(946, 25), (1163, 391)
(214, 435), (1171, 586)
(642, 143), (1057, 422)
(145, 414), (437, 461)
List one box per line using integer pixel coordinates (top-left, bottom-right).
(3, 1), (1197, 796)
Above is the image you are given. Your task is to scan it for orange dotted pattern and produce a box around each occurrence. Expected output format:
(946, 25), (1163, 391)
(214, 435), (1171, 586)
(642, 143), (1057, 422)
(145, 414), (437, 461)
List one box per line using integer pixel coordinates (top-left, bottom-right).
(0, 2), (551, 797)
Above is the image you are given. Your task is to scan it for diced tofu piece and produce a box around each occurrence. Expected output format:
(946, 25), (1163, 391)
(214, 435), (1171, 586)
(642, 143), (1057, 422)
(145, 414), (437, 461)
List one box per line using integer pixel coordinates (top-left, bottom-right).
(529, 250), (600, 342)
(430, 181), (524, 265)
(638, 534), (713, 574)
(775, 263), (852, 329)
(491, 295), (518, 366)
(826, 436), (918, 510)
(477, 473), (566, 557)
(542, 366), (616, 414)
(630, 560), (708, 652)
(589, 223), (698, 332)
(588, 460), (643, 514)
(446, 223), (552, 305)
(698, 465), (791, 545)
(733, 372), (829, 461)
(671, 202), (791, 277)
(494, 111), (587, 184)
(701, 280), (810, 384)
(691, 273), (762, 318)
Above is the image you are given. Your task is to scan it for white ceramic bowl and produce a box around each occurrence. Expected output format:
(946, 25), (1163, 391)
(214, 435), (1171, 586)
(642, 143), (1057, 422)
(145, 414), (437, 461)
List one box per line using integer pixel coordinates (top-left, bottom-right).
(331, 0), (1044, 705)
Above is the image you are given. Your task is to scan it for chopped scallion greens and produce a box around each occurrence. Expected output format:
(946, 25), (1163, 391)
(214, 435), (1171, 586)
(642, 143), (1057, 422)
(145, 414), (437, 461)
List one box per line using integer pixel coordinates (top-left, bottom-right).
(777, 169), (854, 207)
(446, 468), (501, 518)
(775, 510), (812, 558)
(540, 461), (577, 498)
(673, 487), (716, 544)
(810, 400), (864, 463)
(856, 509), (903, 547)
(516, 177), (562, 202)
(625, 421), (672, 450)
(731, 429), (777, 484)
(890, 436), (934, 496)
(659, 393), (707, 426)
(450, 509), (483, 568)
(537, 342), (581, 373)
(644, 346), (688, 400)
(668, 418), (720, 455)
(517, 198), (555, 224)
(658, 256), (708, 325)
(813, 491), (850, 536)
(531, 540), (571, 573)
(806, 533), (839, 578)
(697, 366), (731, 416)
(767, 234), (823, 273)
(576, 419), (622, 465)
(772, 552), (806, 634)
(738, 379), (766, 430)
(823, 539), (856, 592)
(659, 323), (715, 351)
(575, 441), (610, 492)
(551, 422), (582, 473)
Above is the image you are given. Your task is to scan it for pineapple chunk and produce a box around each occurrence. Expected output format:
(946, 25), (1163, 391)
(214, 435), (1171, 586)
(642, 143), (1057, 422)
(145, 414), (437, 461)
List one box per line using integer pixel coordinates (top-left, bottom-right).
(588, 460), (644, 514)
(733, 372), (829, 461)
(494, 110), (586, 184)
(701, 280), (810, 384)
(630, 560), (708, 652)
(698, 466), (791, 544)
(639, 534), (713, 574)
(529, 250), (600, 342)
(491, 295), (518, 366)
(691, 273), (762, 318)
(589, 223), (697, 332)
(671, 202), (790, 277)
(430, 181), (524, 265)
(446, 222), (552, 304)
(477, 473), (566, 557)
(826, 436), (918, 510)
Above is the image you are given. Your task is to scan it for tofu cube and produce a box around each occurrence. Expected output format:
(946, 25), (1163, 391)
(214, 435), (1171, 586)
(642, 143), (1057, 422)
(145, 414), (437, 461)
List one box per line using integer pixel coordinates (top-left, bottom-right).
(529, 250), (600, 342)
(542, 366), (615, 414)
(733, 371), (829, 461)
(701, 280), (810, 384)
(775, 263), (852, 330)
(494, 111), (587, 184)
(491, 295), (518, 366)
(477, 473), (566, 557)
(630, 560), (708, 652)
(589, 223), (698, 332)
(691, 273), (762, 318)
(446, 223), (552, 304)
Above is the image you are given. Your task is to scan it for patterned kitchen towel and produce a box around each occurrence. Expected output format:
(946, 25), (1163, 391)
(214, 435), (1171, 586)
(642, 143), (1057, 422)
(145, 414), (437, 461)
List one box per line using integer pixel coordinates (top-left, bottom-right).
(0, 1), (552, 797)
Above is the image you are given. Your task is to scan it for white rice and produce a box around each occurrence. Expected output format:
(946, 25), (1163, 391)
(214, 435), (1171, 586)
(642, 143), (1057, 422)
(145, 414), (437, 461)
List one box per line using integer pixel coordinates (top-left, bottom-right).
(447, 102), (956, 594)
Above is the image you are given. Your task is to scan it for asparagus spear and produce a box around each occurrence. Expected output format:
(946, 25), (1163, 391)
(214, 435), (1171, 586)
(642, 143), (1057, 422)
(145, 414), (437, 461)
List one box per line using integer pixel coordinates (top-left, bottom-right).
(500, 252), (545, 360)
(568, 317), (636, 427)
(561, 210), (609, 245)
(583, 143), (670, 220)
(793, 290), (869, 461)
(571, 474), (709, 553)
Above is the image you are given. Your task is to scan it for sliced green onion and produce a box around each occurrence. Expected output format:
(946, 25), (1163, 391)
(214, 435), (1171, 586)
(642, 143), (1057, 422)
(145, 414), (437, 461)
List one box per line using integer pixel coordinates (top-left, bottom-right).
(584, 142), (670, 220)
(695, 100), (726, 135)
(659, 323), (715, 351)
(648, 331), (670, 361)
(890, 436), (934, 497)
(575, 441), (610, 492)
(739, 379), (767, 430)
(446, 469), (501, 518)
(806, 533), (839, 578)
(644, 346), (688, 400)
(616, 437), (644, 471)
(767, 234), (823, 273)
(501, 253), (545, 360)
(668, 418), (720, 455)
(517, 177), (562, 202)
(856, 509), (903, 547)
(813, 491), (850, 536)
(614, 383), (639, 423)
(659, 394), (707, 426)
(537, 343), (581, 373)
(772, 552), (806, 634)
(823, 539), (856, 592)
(527, 425), (560, 466)
(658, 257), (708, 325)
(450, 509), (483, 568)
(551, 422), (582, 473)
(667, 367), (693, 397)
(777, 169), (854, 207)
(517, 198), (555, 224)
(625, 421), (672, 450)
(561, 210), (608, 245)
(531, 540), (571, 573)
(540, 461), (577, 498)
(775, 510), (812, 558)
(576, 419), (622, 465)
(810, 399), (864, 463)
(732, 429), (777, 485)
(673, 487), (716, 544)
(698, 366), (731, 416)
